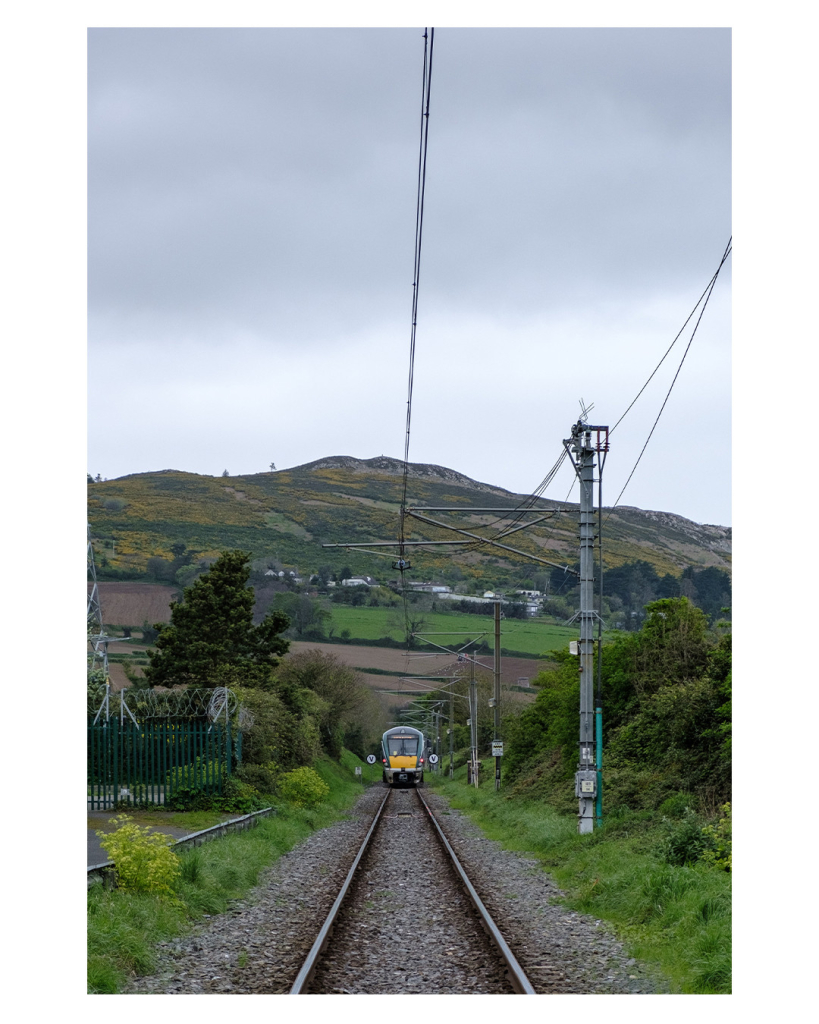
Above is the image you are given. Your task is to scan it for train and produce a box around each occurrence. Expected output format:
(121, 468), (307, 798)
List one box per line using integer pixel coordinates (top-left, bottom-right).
(381, 726), (426, 786)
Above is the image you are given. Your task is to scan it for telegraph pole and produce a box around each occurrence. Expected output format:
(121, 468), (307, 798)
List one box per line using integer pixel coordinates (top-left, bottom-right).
(564, 419), (609, 833)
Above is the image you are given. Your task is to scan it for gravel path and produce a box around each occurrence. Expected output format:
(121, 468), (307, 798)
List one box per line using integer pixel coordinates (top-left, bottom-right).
(124, 783), (666, 995)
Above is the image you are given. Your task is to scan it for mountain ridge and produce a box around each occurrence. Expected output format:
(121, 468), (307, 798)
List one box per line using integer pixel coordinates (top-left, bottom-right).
(88, 455), (731, 583)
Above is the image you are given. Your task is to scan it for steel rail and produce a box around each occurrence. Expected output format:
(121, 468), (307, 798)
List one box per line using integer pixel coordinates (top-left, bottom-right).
(415, 787), (536, 994)
(289, 788), (391, 994)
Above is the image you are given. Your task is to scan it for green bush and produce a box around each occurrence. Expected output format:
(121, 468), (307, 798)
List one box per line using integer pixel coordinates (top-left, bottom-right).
(658, 792), (697, 819)
(235, 760), (280, 794)
(166, 757), (222, 791)
(657, 808), (710, 866)
(96, 815), (180, 895)
(276, 766), (330, 807)
(165, 774), (266, 814)
(221, 775), (266, 813)
(700, 803), (731, 872)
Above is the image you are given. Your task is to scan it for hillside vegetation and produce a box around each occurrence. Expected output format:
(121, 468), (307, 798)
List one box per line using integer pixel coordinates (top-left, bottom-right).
(88, 456), (730, 595)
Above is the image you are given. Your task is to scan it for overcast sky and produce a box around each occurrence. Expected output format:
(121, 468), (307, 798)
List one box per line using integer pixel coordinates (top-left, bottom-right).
(87, 27), (731, 525)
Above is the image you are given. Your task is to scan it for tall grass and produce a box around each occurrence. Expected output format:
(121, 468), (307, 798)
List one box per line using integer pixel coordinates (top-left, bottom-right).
(88, 751), (370, 994)
(428, 767), (731, 993)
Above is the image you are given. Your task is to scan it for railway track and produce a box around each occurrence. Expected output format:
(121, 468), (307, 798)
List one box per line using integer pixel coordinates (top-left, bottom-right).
(291, 785), (535, 995)
(125, 780), (660, 995)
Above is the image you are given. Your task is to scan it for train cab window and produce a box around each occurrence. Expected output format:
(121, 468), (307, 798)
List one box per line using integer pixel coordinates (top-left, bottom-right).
(389, 736), (418, 756)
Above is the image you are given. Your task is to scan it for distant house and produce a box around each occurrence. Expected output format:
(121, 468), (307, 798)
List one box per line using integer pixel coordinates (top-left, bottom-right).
(341, 576), (376, 587)
(437, 593), (499, 606)
(409, 581), (452, 594)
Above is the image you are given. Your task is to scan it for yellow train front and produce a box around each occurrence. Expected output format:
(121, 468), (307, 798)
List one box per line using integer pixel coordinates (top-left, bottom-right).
(381, 726), (426, 786)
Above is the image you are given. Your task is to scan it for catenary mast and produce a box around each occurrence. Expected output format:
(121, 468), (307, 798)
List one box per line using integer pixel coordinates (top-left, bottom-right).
(564, 418), (609, 832)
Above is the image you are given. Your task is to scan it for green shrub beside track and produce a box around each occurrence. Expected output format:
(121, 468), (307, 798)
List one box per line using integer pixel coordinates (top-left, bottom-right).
(87, 751), (369, 994)
(427, 769), (731, 994)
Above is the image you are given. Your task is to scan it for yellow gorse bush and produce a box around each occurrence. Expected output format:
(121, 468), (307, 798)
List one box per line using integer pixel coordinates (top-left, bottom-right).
(276, 766), (330, 808)
(96, 814), (181, 895)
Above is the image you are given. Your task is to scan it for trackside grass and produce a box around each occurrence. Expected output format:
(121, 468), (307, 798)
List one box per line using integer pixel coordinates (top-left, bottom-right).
(87, 750), (370, 994)
(427, 766), (731, 994)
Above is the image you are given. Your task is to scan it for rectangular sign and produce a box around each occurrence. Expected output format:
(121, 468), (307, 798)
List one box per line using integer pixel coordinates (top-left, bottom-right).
(354, 766), (362, 775)
(492, 741), (504, 757)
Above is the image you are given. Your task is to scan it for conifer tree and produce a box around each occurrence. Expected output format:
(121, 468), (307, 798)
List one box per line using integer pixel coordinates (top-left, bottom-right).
(145, 550), (290, 689)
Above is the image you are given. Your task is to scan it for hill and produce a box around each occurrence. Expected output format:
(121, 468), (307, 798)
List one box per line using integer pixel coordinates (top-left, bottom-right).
(87, 455), (730, 590)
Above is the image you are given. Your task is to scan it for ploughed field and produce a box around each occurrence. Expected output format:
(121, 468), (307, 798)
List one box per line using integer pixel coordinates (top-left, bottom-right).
(289, 641), (546, 690)
(89, 582), (178, 625)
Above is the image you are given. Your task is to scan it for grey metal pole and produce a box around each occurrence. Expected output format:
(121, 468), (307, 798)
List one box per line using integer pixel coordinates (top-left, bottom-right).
(494, 600), (501, 791)
(449, 688), (454, 778)
(568, 421), (599, 834)
(470, 655), (478, 787)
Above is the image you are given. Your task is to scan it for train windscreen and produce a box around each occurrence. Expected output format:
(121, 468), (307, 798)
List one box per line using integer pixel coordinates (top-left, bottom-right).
(388, 735), (419, 756)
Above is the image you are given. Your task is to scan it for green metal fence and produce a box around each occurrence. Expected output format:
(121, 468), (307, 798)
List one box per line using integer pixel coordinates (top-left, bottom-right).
(87, 718), (239, 810)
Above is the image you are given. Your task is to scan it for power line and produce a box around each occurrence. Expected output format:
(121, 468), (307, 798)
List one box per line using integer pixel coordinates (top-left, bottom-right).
(399, 27), (435, 553)
(607, 237), (731, 519)
(610, 237), (732, 436)
(398, 28), (435, 645)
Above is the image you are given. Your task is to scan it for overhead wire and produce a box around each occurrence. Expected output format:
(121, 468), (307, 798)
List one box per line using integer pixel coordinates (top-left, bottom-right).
(610, 238), (732, 437)
(398, 27), (435, 646)
(606, 236), (732, 521)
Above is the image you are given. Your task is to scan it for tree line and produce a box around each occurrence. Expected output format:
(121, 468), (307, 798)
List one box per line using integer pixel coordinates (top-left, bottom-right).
(503, 596), (731, 813)
(547, 559), (731, 626)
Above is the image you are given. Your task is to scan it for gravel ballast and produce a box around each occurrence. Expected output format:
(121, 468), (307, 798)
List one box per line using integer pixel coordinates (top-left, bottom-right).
(422, 790), (667, 994)
(124, 783), (666, 994)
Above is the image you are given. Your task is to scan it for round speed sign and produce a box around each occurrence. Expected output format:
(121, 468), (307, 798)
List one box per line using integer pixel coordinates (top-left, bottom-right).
(366, 754), (377, 764)
(428, 753), (439, 764)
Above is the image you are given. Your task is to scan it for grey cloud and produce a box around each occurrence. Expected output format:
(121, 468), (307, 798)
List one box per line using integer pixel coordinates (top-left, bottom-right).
(88, 27), (730, 346)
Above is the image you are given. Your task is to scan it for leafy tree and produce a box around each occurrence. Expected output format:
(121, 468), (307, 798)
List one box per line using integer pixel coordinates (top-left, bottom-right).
(271, 593), (330, 639)
(685, 566), (732, 621)
(276, 650), (381, 758)
(146, 556), (176, 582)
(144, 550), (290, 689)
(141, 621), (160, 643)
(503, 597), (731, 810)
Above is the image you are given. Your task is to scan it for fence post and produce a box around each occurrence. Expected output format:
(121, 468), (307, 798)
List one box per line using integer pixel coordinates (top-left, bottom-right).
(112, 718), (119, 810)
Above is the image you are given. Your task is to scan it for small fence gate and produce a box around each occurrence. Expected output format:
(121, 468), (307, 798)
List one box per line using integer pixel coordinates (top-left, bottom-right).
(87, 718), (240, 810)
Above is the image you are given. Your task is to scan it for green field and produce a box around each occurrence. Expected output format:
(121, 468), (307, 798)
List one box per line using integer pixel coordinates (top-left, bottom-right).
(327, 605), (576, 657)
